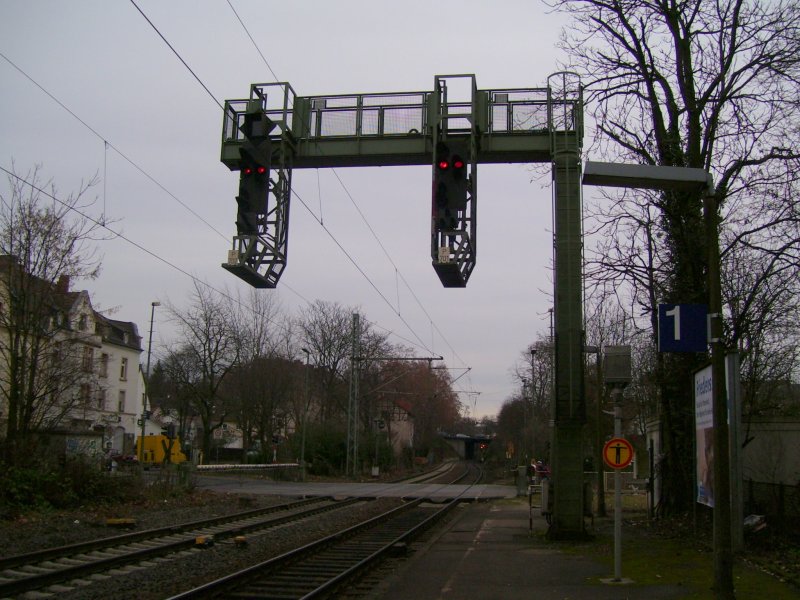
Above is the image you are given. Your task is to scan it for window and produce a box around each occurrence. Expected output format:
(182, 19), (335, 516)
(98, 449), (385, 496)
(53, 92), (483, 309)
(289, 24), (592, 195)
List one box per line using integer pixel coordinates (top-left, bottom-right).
(78, 314), (88, 331)
(119, 357), (128, 380)
(100, 353), (109, 378)
(80, 383), (91, 405)
(96, 389), (107, 410)
(82, 346), (94, 373)
(118, 390), (126, 413)
(51, 342), (63, 365)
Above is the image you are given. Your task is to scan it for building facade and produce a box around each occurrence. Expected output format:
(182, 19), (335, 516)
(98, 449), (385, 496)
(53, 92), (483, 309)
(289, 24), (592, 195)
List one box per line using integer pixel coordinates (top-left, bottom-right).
(0, 259), (144, 459)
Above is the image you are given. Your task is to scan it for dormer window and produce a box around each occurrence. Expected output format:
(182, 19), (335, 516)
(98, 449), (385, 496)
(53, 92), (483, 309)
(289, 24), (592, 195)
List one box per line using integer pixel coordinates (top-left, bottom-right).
(78, 314), (88, 331)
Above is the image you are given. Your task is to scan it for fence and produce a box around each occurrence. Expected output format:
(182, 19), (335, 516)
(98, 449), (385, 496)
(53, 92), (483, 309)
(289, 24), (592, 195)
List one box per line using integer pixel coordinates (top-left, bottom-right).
(745, 479), (800, 523)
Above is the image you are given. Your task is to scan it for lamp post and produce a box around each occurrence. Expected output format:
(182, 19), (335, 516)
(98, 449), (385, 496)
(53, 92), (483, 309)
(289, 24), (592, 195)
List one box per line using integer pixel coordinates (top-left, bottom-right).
(529, 349), (537, 461)
(140, 301), (160, 462)
(300, 347), (310, 482)
(521, 378), (529, 463)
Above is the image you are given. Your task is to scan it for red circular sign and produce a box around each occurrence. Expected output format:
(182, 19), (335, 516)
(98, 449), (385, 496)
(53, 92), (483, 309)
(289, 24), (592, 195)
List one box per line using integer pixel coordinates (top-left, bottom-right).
(603, 437), (634, 469)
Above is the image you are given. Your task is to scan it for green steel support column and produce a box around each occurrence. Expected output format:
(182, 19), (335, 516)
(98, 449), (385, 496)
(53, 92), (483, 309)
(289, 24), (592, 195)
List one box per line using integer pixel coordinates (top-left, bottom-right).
(549, 134), (586, 539)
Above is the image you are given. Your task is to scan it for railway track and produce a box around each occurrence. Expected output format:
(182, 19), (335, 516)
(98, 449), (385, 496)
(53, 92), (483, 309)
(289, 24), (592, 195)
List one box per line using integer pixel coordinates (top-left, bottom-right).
(0, 496), (360, 598)
(168, 462), (484, 599)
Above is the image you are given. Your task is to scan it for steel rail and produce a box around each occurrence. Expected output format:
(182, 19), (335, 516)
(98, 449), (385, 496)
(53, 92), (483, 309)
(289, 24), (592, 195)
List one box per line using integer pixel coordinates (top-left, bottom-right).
(167, 463), (484, 599)
(0, 496), (360, 598)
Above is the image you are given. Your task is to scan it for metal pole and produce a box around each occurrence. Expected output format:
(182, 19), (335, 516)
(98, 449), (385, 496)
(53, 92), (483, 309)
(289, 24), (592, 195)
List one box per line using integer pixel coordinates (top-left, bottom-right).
(704, 190), (734, 597)
(522, 379), (529, 464)
(140, 301), (160, 462)
(301, 348), (310, 482)
(530, 349), (536, 462)
(596, 348), (607, 517)
(613, 387), (622, 582)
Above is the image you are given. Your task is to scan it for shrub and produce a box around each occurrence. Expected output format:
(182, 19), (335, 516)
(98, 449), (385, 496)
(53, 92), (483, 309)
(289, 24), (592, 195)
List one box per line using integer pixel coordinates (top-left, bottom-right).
(0, 458), (142, 518)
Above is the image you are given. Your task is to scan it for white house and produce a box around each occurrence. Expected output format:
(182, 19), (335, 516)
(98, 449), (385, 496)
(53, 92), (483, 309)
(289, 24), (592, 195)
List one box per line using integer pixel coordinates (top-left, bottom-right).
(92, 312), (144, 455)
(0, 260), (145, 458)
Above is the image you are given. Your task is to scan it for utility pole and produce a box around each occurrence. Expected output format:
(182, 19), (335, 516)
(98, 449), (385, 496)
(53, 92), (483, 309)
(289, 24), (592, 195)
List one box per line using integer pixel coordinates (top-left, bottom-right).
(140, 301), (160, 462)
(529, 348), (537, 462)
(301, 347), (311, 482)
(704, 189), (734, 598)
(346, 313), (360, 477)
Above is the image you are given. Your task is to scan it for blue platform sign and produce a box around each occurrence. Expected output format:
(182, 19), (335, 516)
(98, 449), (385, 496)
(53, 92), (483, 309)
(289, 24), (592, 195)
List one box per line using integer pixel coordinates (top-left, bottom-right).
(658, 303), (708, 353)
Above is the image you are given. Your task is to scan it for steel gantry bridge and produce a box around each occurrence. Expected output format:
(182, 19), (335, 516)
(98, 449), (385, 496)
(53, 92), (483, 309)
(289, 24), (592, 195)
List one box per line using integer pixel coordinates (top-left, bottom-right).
(219, 73), (587, 538)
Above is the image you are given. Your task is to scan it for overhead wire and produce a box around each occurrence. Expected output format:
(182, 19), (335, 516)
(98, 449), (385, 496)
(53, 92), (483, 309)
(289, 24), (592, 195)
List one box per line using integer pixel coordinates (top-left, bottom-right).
(225, 0), (280, 83)
(0, 50), (229, 242)
(1, 5), (461, 363)
(128, 0), (224, 112)
(0, 50), (318, 319)
(225, 1), (471, 371)
(1, 31), (435, 357)
(126, 0), (440, 356)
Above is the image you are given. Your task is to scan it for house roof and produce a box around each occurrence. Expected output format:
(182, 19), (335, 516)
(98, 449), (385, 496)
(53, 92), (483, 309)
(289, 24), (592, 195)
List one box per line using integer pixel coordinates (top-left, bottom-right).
(0, 254), (142, 351)
(94, 312), (143, 352)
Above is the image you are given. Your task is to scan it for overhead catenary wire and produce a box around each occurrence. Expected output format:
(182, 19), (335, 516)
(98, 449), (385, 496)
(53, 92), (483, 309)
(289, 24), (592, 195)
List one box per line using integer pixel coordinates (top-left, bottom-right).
(225, 3), (471, 373)
(0, 51), (229, 242)
(2, 6), (464, 366)
(0, 50), (437, 359)
(128, 0), (441, 358)
(128, 0), (224, 113)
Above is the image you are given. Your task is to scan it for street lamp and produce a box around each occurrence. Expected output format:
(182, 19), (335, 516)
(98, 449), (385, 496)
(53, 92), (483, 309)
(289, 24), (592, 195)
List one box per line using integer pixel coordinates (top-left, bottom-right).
(529, 348), (537, 461)
(520, 377), (529, 463)
(300, 347), (310, 482)
(140, 301), (160, 462)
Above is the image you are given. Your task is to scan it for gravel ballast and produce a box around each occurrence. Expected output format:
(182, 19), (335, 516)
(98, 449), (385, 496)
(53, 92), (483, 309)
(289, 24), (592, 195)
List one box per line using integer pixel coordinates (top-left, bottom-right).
(0, 488), (404, 600)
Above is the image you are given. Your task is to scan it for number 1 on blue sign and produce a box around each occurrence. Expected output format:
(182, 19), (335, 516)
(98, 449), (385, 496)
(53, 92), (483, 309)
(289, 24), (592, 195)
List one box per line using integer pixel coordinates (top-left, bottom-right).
(665, 305), (680, 341)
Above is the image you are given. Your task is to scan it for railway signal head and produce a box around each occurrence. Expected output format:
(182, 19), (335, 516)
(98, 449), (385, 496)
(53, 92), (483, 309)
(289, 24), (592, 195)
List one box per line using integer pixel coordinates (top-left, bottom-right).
(432, 142), (468, 231)
(237, 150), (268, 235)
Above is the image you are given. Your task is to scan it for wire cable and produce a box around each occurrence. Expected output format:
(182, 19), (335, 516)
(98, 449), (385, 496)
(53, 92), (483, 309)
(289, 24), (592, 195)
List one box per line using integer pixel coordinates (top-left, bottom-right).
(0, 164), (302, 340)
(221, 6), (470, 368)
(130, 0), (435, 355)
(0, 51), (229, 241)
(225, 0), (280, 82)
(4, 13), (444, 362)
(128, 0), (224, 112)
(224, 4), (470, 368)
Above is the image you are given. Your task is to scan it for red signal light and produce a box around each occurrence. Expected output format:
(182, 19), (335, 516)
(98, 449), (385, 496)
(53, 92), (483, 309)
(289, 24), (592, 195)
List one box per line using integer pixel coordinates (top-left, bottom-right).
(438, 159), (450, 170)
(453, 157), (465, 169)
(243, 167), (253, 175)
(256, 166), (267, 174)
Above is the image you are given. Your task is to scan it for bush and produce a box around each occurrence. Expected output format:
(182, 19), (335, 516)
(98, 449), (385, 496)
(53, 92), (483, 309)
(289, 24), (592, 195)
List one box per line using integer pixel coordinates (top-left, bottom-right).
(0, 458), (142, 518)
(0, 464), (74, 516)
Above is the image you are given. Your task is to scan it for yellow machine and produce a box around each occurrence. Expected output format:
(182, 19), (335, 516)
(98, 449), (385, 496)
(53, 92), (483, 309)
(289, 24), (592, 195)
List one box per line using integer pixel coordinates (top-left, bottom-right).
(135, 435), (188, 465)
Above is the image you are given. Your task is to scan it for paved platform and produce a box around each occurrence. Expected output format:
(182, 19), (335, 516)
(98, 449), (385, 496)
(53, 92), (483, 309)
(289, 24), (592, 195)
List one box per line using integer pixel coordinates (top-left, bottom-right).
(195, 475), (516, 500)
(376, 500), (687, 600)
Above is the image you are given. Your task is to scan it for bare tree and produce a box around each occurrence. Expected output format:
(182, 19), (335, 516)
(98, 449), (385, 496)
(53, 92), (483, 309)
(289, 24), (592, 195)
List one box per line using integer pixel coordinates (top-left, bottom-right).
(296, 300), (358, 422)
(162, 282), (238, 458)
(0, 165), (107, 465)
(552, 0), (800, 519)
(226, 289), (286, 456)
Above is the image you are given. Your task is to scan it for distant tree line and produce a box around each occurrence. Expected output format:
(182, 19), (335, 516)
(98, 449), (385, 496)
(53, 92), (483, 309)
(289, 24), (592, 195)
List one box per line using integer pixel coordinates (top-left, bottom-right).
(149, 287), (462, 473)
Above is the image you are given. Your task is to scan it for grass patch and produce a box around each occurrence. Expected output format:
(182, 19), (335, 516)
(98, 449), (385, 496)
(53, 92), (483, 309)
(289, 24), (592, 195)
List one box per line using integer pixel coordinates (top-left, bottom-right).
(580, 514), (799, 599)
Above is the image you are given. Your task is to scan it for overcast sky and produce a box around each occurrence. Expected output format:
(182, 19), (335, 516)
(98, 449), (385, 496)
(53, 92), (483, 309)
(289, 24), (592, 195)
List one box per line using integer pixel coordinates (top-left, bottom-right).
(1, 0), (575, 419)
